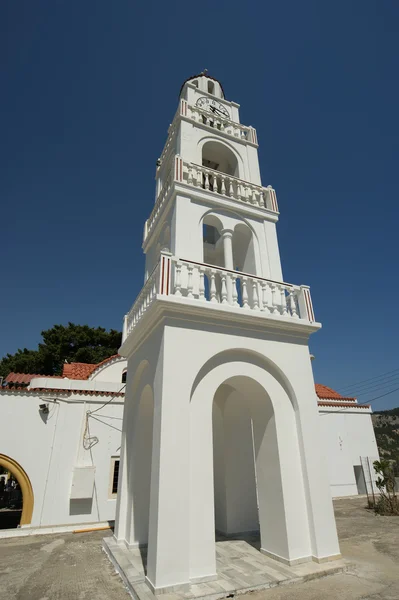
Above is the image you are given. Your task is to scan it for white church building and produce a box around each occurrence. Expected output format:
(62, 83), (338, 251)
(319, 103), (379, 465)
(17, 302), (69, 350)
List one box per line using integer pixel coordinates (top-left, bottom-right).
(0, 357), (376, 538)
(0, 72), (379, 592)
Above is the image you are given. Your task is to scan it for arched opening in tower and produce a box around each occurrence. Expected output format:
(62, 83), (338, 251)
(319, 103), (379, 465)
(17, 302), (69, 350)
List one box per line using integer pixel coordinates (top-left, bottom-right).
(202, 141), (239, 194)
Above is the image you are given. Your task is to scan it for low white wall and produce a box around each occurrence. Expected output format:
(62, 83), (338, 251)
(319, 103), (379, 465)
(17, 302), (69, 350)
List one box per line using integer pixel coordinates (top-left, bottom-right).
(318, 410), (379, 497)
(0, 392), (123, 528)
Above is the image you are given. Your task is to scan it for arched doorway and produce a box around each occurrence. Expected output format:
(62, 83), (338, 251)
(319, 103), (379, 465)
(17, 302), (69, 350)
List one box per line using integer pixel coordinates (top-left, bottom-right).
(0, 454), (34, 529)
(189, 357), (313, 579)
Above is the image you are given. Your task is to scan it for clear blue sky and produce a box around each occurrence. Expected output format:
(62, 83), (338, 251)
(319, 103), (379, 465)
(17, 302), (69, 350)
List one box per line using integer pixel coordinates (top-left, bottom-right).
(1, 2), (398, 409)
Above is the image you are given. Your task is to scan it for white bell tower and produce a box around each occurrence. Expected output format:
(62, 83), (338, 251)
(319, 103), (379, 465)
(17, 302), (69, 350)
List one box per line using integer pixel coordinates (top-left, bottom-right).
(112, 73), (340, 595)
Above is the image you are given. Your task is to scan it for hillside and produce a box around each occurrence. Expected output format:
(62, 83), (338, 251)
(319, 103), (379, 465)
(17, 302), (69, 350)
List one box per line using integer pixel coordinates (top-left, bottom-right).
(372, 407), (399, 469)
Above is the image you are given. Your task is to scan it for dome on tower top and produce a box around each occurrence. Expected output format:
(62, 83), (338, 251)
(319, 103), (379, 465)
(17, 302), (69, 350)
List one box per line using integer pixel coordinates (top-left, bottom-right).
(179, 71), (225, 99)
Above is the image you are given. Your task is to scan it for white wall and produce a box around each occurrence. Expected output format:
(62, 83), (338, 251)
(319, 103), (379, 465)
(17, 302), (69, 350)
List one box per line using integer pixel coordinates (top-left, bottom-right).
(90, 357), (127, 383)
(0, 391), (124, 528)
(318, 409), (379, 497)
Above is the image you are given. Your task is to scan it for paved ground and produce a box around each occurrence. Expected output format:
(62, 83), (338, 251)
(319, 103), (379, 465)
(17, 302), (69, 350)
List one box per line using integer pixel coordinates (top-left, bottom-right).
(0, 497), (398, 600)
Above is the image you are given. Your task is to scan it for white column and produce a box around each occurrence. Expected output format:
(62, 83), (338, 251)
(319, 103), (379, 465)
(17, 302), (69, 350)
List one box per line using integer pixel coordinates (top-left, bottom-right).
(221, 229), (234, 304)
(221, 228), (234, 270)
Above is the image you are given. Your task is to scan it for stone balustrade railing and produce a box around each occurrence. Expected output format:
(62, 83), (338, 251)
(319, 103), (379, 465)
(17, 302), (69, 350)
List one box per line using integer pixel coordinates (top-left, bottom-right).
(123, 262), (161, 341)
(145, 156), (279, 242)
(123, 253), (316, 342)
(180, 100), (257, 144)
(184, 161), (277, 210)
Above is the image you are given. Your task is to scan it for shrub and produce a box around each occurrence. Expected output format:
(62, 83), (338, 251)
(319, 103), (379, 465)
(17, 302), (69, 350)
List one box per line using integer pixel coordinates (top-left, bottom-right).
(373, 460), (399, 516)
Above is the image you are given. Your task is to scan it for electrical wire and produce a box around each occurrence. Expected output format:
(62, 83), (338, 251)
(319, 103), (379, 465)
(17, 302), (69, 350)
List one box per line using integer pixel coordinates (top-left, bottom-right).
(88, 413), (123, 433)
(82, 383), (126, 448)
(88, 383), (126, 415)
(337, 367), (399, 394)
(351, 377), (399, 397)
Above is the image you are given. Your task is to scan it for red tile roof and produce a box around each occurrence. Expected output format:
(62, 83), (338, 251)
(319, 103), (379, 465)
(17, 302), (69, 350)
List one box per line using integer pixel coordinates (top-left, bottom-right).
(0, 387), (124, 397)
(5, 373), (64, 385)
(315, 383), (356, 402)
(61, 355), (120, 380)
(62, 362), (97, 380)
(317, 401), (370, 409)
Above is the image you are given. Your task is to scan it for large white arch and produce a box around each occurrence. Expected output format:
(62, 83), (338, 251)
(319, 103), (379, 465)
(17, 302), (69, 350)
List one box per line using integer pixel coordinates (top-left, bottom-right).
(189, 357), (312, 580)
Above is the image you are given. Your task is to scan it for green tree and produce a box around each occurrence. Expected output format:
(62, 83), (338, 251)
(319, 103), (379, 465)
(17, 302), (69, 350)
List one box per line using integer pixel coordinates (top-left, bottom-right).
(0, 323), (122, 378)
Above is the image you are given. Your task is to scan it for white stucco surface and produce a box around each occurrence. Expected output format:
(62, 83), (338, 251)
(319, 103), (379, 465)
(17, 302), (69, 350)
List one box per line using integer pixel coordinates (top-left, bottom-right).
(0, 359), (124, 533)
(319, 409), (379, 497)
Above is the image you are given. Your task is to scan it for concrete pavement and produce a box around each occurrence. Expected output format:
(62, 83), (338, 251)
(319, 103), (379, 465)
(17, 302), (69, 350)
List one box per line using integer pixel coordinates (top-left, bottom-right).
(0, 497), (398, 599)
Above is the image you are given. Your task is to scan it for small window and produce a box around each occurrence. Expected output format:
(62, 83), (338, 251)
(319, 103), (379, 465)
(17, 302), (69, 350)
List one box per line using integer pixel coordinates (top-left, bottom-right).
(192, 79), (198, 88)
(121, 371), (127, 384)
(109, 457), (120, 498)
(207, 80), (215, 95)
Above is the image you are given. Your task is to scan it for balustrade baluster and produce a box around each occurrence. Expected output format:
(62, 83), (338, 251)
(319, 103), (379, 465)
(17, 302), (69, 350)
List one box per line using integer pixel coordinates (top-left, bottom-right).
(212, 174), (218, 193)
(251, 188), (257, 205)
(221, 175), (226, 195)
(261, 190), (267, 208)
(236, 181), (242, 200)
(210, 271), (217, 303)
(280, 285), (288, 316)
(187, 264), (194, 298)
(289, 289), (299, 318)
(232, 274), (239, 306)
(174, 261), (182, 296)
(199, 268), (205, 300)
(261, 281), (269, 312)
(152, 278), (157, 301)
(187, 166), (193, 185)
(204, 171), (210, 190)
(252, 279), (260, 310)
(229, 177), (234, 198)
(196, 168), (202, 187)
(271, 284), (278, 314)
(242, 277), (249, 309)
(221, 272), (228, 304)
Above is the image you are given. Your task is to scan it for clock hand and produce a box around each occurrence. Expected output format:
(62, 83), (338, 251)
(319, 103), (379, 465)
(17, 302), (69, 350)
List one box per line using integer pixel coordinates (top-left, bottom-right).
(213, 107), (228, 118)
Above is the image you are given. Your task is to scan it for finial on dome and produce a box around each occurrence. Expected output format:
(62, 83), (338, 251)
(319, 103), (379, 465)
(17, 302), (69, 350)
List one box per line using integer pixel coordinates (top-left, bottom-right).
(201, 69), (208, 76)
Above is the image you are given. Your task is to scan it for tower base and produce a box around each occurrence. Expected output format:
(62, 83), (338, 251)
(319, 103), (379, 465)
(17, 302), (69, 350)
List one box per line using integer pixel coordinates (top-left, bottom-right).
(103, 534), (345, 599)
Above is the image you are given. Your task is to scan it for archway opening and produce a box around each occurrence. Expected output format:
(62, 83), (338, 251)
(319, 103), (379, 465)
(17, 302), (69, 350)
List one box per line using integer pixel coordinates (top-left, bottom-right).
(202, 141), (239, 196)
(202, 142), (238, 177)
(232, 223), (257, 306)
(211, 375), (289, 558)
(202, 214), (225, 302)
(213, 382), (259, 540)
(233, 223), (256, 274)
(0, 455), (33, 529)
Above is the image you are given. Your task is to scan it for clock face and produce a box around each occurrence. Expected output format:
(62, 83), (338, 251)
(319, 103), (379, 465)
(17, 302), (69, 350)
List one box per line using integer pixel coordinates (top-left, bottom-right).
(196, 97), (230, 119)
